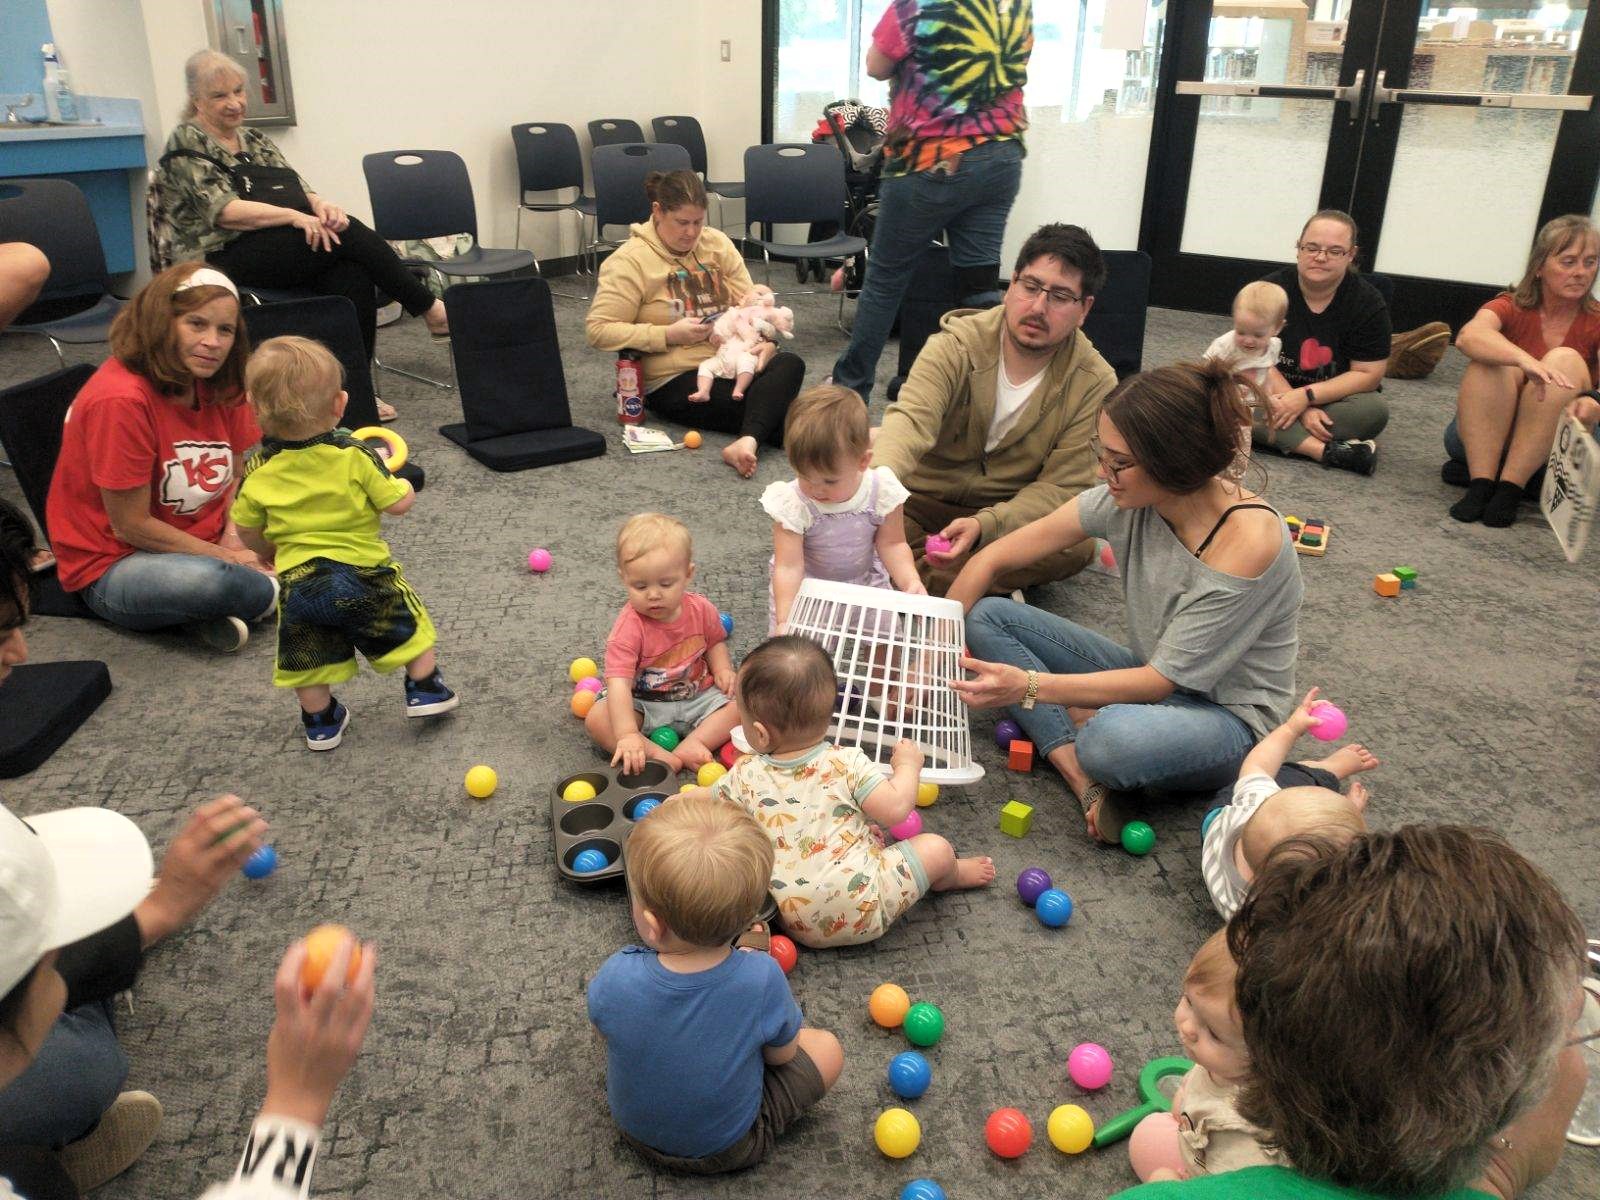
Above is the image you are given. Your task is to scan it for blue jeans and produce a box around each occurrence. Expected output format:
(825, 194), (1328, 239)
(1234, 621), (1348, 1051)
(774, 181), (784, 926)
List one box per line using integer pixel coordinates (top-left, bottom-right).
(832, 138), (1023, 401)
(0, 1000), (126, 1148)
(81, 550), (277, 632)
(965, 598), (1256, 793)
(1443, 416), (1465, 463)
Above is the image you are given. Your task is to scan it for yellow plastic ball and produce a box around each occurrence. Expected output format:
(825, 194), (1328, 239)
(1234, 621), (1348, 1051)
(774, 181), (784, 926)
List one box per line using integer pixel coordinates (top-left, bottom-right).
(679, 783), (696, 793)
(562, 780), (597, 803)
(464, 765), (497, 799)
(916, 782), (939, 807)
(684, 430), (703, 449)
(570, 690), (597, 718)
(874, 1107), (921, 1159)
(1048, 1104), (1094, 1154)
(697, 762), (727, 787)
(569, 657), (598, 684)
(869, 983), (911, 1029)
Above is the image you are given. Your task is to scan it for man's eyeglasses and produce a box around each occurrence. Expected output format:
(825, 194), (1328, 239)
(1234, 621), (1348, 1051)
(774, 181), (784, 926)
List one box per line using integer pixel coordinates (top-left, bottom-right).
(1089, 435), (1136, 482)
(1013, 274), (1083, 309)
(1296, 242), (1351, 260)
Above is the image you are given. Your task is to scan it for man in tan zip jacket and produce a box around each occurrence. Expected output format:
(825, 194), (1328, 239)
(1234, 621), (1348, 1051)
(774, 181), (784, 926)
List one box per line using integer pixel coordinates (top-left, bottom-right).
(872, 224), (1117, 595)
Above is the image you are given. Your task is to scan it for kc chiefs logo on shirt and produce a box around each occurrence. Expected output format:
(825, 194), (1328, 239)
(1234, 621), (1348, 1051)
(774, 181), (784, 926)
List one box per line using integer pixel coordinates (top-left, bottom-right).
(159, 440), (235, 515)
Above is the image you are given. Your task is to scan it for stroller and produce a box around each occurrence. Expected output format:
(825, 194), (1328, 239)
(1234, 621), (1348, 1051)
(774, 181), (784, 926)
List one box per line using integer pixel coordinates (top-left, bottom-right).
(802, 99), (887, 290)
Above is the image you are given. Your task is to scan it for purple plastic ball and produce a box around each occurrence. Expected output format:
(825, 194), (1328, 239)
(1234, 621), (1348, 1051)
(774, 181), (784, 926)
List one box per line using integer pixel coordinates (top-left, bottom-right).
(995, 718), (1022, 749)
(1016, 866), (1053, 906)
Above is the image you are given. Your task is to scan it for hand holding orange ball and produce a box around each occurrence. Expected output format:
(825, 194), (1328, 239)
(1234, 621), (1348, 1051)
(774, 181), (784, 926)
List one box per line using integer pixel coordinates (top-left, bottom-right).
(300, 923), (363, 993)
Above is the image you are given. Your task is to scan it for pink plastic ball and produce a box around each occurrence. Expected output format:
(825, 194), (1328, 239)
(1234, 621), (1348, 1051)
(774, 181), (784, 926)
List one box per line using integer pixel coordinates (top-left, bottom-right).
(924, 534), (952, 557)
(1100, 542), (1116, 569)
(888, 810), (923, 841)
(1307, 701), (1348, 742)
(574, 676), (603, 694)
(1128, 1112), (1188, 1182)
(1068, 1042), (1114, 1090)
(527, 548), (553, 573)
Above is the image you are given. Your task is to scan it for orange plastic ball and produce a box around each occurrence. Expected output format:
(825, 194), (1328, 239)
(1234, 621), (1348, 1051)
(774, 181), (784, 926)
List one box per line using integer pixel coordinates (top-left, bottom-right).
(300, 924), (362, 992)
(869, 983), (912, 1028)
(570, 689), (597, 718)
(684, 430), (703, 449)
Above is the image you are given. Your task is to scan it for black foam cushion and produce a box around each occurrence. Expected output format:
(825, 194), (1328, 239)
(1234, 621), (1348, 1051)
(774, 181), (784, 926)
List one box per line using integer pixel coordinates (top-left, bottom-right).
(0, 660), (112, 778)
(438, 423), (605, 472)
(444, 278), (575, 442)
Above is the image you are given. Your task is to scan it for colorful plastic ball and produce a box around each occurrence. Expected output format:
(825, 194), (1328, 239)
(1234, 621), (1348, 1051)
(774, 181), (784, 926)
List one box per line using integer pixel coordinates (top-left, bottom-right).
(678, 783), (695, 793)
(1016, 867), (1053, 906)
(684, 430), (703, 449)
(648, 726), (680, 752)
(768, 933), (798, 974)
(1048, 1103), (1095, 1154)
(697, 761), (727, 787)
(995, 718), (1022, 749)
(916, 781), (939, 807)
(575, 676), (604, 694)
(562, 779), (597, 803)
(570, 690), (597, 718)
(632, 797), (662, 819)
(1068, 1042), (1114, 1090)
(869, 983), (912, 1028)
(242, 844), (278, 879)
(1035, 888), (1073, 928)
(1121, 820), (1156, 856)
(718, 741), (739, 768)
(300, 924), (361, 992)
(985, 1107), (1033, 1158)
(572, 847), (609, 873)
(719, 611), (734, 635)
(1129, 1111), (1188, 1181)
(1308, 700), (1348, 742)
(900, 1181), (946, 1200)
(874, 1107), (921, 1158)
(887, 1050), (932, 1099)
(569, 657), (598, 684)
(1100, 542), (1117, 570)
(888, 810), (923, 841)
(526, 547), (552, 573)
(903, 1002), (944, 1047)
(464, 765), (497, 799)
(923, 533), (952, 556)
(1201, 806), (1223, 840)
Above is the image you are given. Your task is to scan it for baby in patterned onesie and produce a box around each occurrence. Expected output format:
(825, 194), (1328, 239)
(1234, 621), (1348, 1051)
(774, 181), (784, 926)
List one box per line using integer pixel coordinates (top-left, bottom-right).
(704, 635), (993, 948)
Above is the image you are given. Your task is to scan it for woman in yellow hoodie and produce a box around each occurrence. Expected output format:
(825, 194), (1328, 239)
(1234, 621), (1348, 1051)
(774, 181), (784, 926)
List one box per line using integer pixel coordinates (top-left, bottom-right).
(586, 171), (805, 478)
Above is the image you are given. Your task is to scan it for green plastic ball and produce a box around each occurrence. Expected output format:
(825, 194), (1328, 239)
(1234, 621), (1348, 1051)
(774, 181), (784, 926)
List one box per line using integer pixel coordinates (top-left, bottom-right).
(1121, 820), (1156, 856)
(903, 1001), (945, 1047)
(648, 727), (680, 752)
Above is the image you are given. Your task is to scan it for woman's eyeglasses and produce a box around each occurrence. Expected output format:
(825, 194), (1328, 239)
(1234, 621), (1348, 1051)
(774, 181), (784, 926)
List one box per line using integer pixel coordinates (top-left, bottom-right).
(1296, 242), (1351, 260)
(1089, 435), (1136, 482)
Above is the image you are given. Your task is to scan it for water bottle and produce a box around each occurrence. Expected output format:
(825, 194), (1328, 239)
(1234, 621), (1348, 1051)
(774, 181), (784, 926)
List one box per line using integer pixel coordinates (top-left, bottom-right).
(41, 44), (79, 124)
(616, 351), (643, 425)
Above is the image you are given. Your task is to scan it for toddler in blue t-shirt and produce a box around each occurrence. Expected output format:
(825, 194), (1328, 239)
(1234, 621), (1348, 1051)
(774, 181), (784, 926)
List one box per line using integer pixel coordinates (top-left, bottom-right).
(586, 793), (843, 1172)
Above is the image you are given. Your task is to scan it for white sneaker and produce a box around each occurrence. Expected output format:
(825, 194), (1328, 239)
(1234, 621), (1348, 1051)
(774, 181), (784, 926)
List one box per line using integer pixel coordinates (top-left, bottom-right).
(1010, 588), (1026, 604)
(57, 1090), (162, 1193)
(190, 615), (248, 653)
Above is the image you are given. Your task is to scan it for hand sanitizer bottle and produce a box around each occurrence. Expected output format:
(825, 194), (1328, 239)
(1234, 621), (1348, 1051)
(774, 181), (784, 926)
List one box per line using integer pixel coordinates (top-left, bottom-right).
(41, 44), (80, 123)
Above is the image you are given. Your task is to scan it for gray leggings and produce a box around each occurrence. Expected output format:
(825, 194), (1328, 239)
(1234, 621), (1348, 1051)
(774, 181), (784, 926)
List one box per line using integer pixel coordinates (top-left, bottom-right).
(1252, 392), (1390, 451)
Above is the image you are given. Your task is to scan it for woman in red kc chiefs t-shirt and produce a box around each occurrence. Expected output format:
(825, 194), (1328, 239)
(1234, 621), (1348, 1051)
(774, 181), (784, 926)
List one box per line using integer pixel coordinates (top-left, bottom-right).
(46, 262), (277, 651)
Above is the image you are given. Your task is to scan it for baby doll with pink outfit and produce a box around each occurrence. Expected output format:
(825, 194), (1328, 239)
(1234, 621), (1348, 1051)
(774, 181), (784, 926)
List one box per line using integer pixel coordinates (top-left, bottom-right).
(690, 286), (796, 401)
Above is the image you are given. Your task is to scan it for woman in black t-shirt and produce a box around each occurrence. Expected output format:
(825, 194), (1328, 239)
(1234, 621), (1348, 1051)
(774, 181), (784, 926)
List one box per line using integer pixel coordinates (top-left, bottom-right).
(1255, 211), (1391, 475)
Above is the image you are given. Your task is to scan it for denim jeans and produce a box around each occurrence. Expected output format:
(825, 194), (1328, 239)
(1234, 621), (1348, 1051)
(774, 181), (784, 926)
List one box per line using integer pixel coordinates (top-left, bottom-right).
(81, 550), (277, 632)
(1443, 415), (1465, 462)
(0, 1000), (126, 1148)
(832, 138), (1023, 401)
(966, 597), (1256, 793)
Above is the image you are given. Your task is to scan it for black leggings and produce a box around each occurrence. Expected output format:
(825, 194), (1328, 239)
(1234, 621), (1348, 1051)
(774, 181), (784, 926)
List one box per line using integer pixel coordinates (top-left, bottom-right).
(0, 1146), (78, 1199)
(644, 351), (805, 445)
(208, 217), (435, 359)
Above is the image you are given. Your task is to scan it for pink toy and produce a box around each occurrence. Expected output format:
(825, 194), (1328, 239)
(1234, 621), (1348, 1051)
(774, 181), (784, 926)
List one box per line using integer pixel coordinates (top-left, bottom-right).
(1100, 543), (1116, 570)
(574, 676), (603, 694)
(527, 547), (552, 573)
(1128, 1112), (1189, 1182)
(691, 288), (796, 402)
(888, 811), (923, 841)
(924, 534), (952, 557)
(1068, 1042), (1114, 1090)
(1308, 701), (1347, 742)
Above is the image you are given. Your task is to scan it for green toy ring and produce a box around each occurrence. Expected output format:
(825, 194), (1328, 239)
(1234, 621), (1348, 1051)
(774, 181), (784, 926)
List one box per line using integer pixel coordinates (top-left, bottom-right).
(1092, 1055), (1194, 1148)
(351, 425), (408, 472)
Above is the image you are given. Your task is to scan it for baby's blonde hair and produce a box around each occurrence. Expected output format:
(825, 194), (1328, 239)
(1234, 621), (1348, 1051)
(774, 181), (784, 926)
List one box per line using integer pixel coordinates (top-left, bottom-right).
(784, 384), (869, 476)
(616, 512), (691, 571)
(246, 336), (342, 438)
(1241, 786), (1366, 875)
(624, 793), (774, 946)
(1184, 928), (1239, 1016)
(1234, 281), (1289, 326)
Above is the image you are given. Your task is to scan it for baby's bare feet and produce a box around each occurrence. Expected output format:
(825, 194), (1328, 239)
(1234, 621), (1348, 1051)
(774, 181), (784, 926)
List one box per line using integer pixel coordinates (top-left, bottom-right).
(1347, 780), (1370, 813)
(723, 436), (759, 478)
(1305, 742), (1379, 780)
(676, 738), (712, 770)
(954, 856), (996, 888)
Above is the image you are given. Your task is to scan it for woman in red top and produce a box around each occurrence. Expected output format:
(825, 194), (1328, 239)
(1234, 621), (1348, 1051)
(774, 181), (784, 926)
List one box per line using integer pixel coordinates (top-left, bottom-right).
(1448, 214), (1600, 527)
(46, 262), (277, 650)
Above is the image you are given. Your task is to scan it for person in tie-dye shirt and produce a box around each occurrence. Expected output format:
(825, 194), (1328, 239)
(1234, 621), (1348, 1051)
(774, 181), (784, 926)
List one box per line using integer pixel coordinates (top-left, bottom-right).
(831, 0), (1032, 402)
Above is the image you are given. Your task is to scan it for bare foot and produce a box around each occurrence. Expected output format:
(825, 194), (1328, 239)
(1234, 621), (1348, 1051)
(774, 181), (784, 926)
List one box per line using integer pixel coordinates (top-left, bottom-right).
(375, 398), (398, 422)
(28, 548), (55, 575)
(1347, 780), (1370, 814)
(675, 738), (712, 770)
(732, 388), (747, 401)
(688, 389), (712, 404)
(1304, 742), (1380, 781)
(723, 436), (758, 478)
(953, 856), (996, 888)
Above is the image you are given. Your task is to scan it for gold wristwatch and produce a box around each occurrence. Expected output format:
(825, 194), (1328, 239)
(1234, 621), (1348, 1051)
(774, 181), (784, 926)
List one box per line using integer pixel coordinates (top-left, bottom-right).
(1021, 669), (1039, 710)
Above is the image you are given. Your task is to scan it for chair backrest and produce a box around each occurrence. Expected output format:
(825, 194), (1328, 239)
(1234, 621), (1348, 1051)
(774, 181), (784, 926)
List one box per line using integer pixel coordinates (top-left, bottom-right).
(588, 118), (645, 150)
(0, 180), (108, 302)
(362, 150), (479, 243)
(591, 143), (692, 232)
(743, 144), (848, 233)
(0, 363), (97, 537)
(444, 277), (571, 440)
(1081, 250), (1153, 381)
(650, 116), (709, 177)
(240, 296), (381, 428)
(510, 122), (585, 199)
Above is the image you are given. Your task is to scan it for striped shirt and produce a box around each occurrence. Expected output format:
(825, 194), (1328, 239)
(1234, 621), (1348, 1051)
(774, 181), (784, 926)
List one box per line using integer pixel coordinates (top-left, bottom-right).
(1200, 772), (1279, 919)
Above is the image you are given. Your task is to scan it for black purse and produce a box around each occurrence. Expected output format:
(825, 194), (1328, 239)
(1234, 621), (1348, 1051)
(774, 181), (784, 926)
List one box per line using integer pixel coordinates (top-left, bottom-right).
(160, 146), (313, 214)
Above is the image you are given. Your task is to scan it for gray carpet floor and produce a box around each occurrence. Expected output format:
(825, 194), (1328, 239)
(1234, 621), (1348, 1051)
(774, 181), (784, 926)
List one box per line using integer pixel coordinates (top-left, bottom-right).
(2, 285), (1596, 1200)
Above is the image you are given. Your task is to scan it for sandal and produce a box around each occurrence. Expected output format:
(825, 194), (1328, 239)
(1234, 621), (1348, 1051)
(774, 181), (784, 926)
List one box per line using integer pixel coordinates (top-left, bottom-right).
(1079, 782), (1139, 845)
(375, 398), (398, 423)
(733, 921), (770, 953)
(28, 548), (56, 575)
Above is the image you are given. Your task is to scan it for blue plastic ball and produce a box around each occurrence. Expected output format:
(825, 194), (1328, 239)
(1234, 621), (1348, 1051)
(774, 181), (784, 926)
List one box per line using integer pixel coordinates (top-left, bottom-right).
(1035, 887), (1073, 928)
(1201, 806), (1223, 840)
(241, 845), (277, 879)
(573, 848), (609, 873)
(900, 1181), (947, 1200)
(887, 1050), (932, 1099)
(720, 611), (734, 636)
(632, 797), (662, 819)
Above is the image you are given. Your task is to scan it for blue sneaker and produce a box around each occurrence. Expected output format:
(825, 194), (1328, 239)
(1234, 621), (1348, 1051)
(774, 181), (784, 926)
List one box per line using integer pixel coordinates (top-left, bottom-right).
(405, 670), (459, 718)
(302, 700), (349, 751)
